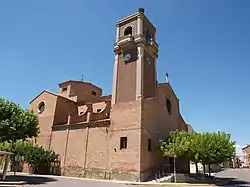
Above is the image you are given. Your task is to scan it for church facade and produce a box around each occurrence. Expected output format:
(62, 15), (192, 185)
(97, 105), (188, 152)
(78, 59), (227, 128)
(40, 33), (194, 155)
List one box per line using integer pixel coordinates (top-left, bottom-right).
(30, 8), (191, 181)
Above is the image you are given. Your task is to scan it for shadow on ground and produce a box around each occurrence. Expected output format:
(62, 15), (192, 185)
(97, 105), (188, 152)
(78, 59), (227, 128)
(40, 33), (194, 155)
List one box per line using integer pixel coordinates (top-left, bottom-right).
(213, 177), (250, 186)
(180, 175), (250, 186)
(162, 174), (250, 186)
(4, 175), (57, 185)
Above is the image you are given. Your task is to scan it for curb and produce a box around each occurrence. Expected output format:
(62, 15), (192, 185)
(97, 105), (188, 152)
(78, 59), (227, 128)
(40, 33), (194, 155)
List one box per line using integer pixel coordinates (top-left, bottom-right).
(0, 181), (26, 185)
(122, 181), (217, 186)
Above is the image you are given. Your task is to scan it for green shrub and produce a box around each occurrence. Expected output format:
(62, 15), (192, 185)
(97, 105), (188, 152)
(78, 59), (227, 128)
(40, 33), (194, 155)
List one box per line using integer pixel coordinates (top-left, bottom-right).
(0, 141), (58, 173)
(25, 145), (58, 169)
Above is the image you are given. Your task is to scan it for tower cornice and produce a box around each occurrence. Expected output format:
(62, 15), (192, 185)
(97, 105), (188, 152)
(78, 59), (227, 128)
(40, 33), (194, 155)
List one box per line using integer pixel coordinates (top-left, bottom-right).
(116, 12), (140, 26)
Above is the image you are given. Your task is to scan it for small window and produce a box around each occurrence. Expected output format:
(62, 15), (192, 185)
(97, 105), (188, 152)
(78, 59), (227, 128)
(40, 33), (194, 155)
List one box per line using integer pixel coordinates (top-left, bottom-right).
(62, 87), (67, 92)
(124, 26), (132, 36)
(120, 137), (127, 150)
(166, 97), (171, 115)
(97, 109), (101, 113)
(92, 91), (97, 96)
(148, 138), (152, 152)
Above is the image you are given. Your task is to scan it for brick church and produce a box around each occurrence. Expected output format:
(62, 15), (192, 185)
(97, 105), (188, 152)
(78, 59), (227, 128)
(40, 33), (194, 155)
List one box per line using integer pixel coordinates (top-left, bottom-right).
(30, 8), (192, 181)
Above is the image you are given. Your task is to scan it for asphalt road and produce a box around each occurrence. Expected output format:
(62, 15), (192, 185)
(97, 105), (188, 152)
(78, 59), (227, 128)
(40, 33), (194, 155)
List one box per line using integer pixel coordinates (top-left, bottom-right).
(11, 168), (250, 187)
(213, 168), (250, 186)
(23, 178), (130, 187)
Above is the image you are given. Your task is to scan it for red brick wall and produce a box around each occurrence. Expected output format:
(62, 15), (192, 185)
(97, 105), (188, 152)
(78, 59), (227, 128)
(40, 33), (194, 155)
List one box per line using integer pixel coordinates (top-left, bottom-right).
(29, 91), (57, 149)
(143, 50), (156, 99)
(116, 50), (137, 103)
(53, 96), (77, 125)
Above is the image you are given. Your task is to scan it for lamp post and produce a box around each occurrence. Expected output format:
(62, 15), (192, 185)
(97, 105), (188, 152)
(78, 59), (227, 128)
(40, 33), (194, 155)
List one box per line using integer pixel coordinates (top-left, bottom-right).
(2, 155), (10, 180)
(0, 151), (13, 181)
(173, 155), (177, 183)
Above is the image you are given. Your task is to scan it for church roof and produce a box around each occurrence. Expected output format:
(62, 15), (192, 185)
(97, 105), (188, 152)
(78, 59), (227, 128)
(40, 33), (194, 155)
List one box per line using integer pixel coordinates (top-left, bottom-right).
(58, 80), (102, 91)
(158, 82), (179, 100)
(29, 90), (57, 104)
(29, 90), (76, 104)
(242, 145), (250, 150)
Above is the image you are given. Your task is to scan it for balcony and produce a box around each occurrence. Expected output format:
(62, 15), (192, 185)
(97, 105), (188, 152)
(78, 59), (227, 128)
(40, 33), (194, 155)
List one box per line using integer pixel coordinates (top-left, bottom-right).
(116, 35), (135, 46)
(113, 34), (159, 54)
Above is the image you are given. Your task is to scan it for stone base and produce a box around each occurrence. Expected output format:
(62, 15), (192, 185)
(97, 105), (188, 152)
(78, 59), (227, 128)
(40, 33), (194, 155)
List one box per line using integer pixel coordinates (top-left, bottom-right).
(175, 173), (215, 183)
(64, 166), (85, 178)
(64, 166), (141, 181)
(111, 170), (140, 181)
(140, 169), (155, 182)
(64, 166), (110, 179)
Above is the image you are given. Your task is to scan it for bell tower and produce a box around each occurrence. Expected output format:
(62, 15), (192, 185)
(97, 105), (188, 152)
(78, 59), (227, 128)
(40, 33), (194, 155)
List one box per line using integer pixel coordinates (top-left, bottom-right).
(109, 9), (160, 181)
(112, 8), (159, 104)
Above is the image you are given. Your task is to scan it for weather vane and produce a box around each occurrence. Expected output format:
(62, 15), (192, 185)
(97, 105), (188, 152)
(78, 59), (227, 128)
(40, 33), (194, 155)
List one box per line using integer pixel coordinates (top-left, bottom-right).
(165, 72), (169, 83)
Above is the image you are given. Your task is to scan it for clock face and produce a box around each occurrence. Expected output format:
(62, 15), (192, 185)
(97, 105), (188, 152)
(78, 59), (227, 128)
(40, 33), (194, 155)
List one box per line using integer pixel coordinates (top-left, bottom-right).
(123, 53), (132, 62)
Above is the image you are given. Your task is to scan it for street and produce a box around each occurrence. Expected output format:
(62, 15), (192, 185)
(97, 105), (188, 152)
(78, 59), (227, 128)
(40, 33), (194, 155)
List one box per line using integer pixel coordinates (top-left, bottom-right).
(4, 168), (250, 187)
(22, 177), (130, 187)
(213, 168), (250, 186)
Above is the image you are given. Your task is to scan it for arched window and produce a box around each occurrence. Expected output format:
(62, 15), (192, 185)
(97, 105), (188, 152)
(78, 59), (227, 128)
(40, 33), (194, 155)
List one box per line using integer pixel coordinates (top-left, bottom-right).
(166, 97), (171, 115)
(124, 26), (132, 36)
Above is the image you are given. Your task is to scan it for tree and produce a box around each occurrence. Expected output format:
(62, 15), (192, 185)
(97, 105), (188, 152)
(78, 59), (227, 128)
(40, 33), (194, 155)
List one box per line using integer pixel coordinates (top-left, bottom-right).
(0, 141), (33, 170)
(160, 131), (190, 158)
(25, 145), (58, 174)
(160, 131), (236, 177)
(0, 141), (58, 174)
(201, 132), (236, 176)
(160, 131), (190, 182)
(188, 132), (201, 174)
(0, 98), (39, 142)
(0, 141), (33, 156)
(195, 132), (211, 175)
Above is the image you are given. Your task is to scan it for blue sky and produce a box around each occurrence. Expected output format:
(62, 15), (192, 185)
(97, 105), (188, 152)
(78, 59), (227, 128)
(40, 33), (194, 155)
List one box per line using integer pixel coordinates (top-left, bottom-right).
(0, 0), (249, 150)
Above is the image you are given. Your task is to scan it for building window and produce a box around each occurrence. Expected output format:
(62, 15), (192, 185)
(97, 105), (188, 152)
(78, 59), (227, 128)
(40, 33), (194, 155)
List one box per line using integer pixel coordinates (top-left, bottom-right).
(148, 138), (152, 152)
(97, 109), (101, 113)
(92, 91), (97, 96)
(62, 87), (67, 92)
(124, 26), (132, 36)
(166, 97), (171, 115)
(37, 101), (45, 114)
(120, 137), (127, 150)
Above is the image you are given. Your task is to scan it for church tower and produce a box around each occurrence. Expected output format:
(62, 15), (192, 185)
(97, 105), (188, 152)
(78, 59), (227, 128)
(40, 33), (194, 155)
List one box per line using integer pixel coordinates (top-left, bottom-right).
(109, 9), (160, 181)
(112, 8), (159, 104)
